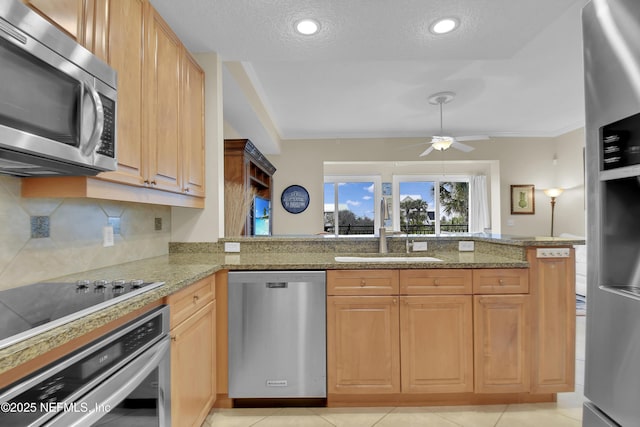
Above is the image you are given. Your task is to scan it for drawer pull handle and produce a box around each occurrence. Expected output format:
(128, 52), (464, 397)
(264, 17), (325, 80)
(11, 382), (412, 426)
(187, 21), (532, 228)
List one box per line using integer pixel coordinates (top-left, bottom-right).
(171, 335), (177, 342)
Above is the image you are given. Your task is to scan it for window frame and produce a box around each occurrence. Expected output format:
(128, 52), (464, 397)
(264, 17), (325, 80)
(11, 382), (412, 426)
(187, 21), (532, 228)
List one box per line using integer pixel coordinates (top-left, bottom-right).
(392, 174), (470, 234)
(324, 175), (382, 236)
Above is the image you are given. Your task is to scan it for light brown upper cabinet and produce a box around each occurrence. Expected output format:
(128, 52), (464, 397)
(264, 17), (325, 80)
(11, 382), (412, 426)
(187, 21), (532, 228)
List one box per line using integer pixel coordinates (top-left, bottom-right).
(181, 50), (206, 197)
(144, 5), (183, 194)
(24, 0), (83, 41)
(21, 0), (206, 208)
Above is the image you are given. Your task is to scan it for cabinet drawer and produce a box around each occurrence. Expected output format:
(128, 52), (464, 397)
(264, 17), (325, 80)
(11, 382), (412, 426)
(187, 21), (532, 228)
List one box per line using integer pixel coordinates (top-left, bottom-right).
(473, 269), (529, 294)
(399, 269), (472, 295)
(327, 270), (399, 295)
(166, 275), (215, 328)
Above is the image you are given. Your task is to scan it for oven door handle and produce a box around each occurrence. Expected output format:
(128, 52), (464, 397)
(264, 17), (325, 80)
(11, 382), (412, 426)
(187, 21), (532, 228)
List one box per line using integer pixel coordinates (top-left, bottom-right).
(45, 337), (170, 427)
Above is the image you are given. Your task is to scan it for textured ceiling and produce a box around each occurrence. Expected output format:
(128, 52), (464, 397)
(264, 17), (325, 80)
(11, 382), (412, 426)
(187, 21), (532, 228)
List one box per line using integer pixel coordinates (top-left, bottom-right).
(150, 0), (588, 152)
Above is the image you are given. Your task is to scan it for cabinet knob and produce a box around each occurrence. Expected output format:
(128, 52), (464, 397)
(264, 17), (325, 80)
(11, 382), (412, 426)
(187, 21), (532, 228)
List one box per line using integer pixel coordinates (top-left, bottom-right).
(393, 298), (397, 305)
(150, 180), (157, 186)
(193, 295), (199, 303)
(184, 187), (190, 193)
(143, 179), (150, 184)
(170, 335), (177, 342)
(434, 279), (439, 286)
(360, 279), (366, 287)
(499, 279), (505, 285)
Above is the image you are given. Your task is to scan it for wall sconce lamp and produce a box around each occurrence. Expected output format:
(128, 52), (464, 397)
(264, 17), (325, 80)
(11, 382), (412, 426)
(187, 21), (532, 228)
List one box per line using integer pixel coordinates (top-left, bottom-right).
(543, 188), (564, 237)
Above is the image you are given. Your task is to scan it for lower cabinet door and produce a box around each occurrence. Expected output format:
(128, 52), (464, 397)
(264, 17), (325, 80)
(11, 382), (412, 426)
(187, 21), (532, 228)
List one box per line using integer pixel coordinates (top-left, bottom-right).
(400, 296), (473, 393)
(171, 301), (215, 427)
(327, 296), (400, 394)
(474, 295), (530, 393)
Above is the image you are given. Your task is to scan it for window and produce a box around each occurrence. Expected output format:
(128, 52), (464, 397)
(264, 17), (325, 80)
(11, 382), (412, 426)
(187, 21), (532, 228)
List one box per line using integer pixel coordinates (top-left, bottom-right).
(324, 176), (381, 235)
(394, 176), (469, 234)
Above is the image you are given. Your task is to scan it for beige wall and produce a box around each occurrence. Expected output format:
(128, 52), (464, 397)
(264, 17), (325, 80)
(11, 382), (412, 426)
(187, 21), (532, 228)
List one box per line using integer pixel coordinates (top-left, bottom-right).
(268, 129), (586, 237)
(0, 176), (171, 291)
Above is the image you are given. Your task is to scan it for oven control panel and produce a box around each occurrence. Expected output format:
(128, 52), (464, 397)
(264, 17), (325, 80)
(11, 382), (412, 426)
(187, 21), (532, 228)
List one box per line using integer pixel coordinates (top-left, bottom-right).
(536, 247), (571, 258)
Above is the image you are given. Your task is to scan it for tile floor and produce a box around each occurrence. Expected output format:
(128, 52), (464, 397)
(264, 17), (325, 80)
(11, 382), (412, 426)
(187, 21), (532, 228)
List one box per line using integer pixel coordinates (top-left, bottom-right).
(202, 316), (586, 427)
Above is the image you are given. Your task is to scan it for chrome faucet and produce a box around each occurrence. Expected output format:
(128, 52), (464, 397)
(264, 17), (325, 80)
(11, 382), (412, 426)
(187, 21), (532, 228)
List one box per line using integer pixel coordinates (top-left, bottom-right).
(379, 198), (389, 253)
(379, 227), (388, 253)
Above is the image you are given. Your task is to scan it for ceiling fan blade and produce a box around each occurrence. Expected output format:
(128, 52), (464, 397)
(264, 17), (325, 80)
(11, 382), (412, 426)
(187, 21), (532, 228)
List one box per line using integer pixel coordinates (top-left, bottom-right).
(454, 135), (490, 142)
(419, 146), (435, 157)
(451, 141), (475, 152)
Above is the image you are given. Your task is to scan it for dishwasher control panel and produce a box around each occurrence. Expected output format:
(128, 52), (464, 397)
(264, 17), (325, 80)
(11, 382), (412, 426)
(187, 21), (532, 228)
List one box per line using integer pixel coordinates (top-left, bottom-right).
(536, 247), (571, 258)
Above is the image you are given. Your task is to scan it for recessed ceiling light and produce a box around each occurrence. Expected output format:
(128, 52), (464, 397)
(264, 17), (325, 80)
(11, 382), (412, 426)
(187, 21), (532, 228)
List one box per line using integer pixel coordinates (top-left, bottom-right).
(295, 19), (320, 35)
(430, 18), (459, 35)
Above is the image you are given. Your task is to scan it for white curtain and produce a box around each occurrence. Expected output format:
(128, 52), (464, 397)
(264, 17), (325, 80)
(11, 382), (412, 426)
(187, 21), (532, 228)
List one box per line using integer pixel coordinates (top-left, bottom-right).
(469, 175), (490, 233)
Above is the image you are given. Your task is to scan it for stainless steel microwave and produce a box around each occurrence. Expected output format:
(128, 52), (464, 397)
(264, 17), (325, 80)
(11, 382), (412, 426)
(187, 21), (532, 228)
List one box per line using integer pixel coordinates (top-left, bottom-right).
(0, 0), (117, 177)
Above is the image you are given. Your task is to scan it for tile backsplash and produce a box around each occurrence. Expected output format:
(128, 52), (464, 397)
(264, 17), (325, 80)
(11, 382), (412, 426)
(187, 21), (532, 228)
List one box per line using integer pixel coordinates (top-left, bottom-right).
(0, 176), (171, 291)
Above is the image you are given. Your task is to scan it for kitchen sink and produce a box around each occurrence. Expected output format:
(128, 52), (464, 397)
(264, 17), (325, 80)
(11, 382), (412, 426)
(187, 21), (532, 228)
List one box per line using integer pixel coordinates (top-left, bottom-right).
(334, 256), (443, 263)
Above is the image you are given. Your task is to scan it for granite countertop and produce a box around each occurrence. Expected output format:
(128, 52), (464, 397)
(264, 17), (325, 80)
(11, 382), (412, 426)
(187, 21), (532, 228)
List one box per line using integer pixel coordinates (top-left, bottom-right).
(0, 234), (583, 377)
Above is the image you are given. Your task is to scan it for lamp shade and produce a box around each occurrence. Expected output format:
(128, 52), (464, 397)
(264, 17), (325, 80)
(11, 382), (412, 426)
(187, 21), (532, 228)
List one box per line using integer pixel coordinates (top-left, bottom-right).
(544, 188), (564, 198)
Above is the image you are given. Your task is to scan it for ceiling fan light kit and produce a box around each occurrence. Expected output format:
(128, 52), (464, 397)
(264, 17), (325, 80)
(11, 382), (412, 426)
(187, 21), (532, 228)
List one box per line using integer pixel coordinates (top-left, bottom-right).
(418, 91), (488, 157)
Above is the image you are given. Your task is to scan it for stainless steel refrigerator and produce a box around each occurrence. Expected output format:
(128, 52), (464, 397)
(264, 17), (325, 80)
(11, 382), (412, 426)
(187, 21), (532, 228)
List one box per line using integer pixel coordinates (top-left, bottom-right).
(583, 1), (640, 425)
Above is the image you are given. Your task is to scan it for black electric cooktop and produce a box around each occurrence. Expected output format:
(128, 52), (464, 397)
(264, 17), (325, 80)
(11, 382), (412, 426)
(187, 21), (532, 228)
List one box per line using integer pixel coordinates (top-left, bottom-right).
(0, 280), (164, 348)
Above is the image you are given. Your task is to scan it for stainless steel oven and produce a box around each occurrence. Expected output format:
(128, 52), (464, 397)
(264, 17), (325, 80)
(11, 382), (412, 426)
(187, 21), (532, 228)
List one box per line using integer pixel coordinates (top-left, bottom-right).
(0, 306), (170, 427)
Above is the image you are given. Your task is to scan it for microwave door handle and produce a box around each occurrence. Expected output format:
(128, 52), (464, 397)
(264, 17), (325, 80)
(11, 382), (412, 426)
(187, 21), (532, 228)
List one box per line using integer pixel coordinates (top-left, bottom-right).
(80, 82), (105, 157)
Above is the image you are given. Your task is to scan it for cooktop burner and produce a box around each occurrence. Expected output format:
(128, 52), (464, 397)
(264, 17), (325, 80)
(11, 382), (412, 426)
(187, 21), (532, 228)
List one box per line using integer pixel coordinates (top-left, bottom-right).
(0, 280), (164, 349)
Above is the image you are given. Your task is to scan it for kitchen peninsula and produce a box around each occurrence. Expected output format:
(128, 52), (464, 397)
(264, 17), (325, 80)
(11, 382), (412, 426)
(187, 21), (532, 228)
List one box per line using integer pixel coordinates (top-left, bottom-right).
(0, 235), (582, 424)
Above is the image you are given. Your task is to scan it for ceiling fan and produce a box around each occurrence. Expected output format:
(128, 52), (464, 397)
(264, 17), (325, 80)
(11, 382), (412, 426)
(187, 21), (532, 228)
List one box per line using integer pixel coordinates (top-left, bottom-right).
(419, 92), (489, 157)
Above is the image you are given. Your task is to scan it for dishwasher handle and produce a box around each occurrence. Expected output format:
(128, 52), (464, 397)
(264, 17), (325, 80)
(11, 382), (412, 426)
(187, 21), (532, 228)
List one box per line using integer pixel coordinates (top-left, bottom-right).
(266, 282), (288, 289)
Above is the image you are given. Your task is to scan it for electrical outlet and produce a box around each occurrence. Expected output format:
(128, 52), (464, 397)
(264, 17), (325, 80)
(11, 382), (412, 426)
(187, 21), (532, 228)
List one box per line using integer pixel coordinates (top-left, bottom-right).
(225, 242), (241, 252)
(412, 241), (428, 251)
(103, 226), (114, 247)
(458, 241), (475, 252)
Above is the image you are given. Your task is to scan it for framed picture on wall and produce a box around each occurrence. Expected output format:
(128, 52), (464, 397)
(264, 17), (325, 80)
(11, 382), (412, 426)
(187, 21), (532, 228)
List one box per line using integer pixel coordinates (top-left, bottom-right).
(510, 184), (535, 214)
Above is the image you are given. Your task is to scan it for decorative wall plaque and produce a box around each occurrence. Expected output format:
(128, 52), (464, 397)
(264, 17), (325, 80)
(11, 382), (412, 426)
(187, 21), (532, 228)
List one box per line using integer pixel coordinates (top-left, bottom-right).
(281, 185), (310, 214)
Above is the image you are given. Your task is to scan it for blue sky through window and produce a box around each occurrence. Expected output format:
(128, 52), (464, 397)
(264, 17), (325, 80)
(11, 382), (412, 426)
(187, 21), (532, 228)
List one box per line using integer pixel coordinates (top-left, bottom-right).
(324, 182), (374, 219)
(399, 182), (435, 207)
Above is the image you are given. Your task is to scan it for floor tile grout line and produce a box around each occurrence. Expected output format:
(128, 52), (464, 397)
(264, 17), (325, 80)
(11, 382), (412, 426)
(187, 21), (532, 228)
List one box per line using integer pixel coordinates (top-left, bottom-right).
(492, 404), (508, 427)
(372, 407), (397, 427)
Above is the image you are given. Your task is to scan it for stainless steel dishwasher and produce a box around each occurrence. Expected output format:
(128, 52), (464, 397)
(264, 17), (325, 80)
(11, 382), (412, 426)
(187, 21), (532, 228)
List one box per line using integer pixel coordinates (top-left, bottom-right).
(228, 270), (326, 398)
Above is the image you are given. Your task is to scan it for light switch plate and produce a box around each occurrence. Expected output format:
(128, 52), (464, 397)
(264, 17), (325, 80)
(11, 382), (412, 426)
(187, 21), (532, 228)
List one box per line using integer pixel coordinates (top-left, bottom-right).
(225, 242), (241, 253)
(458, 241), (475, 252)
(412, 241), (428, 251)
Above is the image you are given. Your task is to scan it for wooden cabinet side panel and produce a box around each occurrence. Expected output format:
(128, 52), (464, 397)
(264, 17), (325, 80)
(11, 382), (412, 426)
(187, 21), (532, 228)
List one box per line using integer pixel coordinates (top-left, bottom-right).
(171, 301), (215, 427)
(400, 296), (473, 393)
(528, 249), (576, 393)
(474, 295), (530, 393)
(215, 271), (229, 400)
(327, 296), (400, 394)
